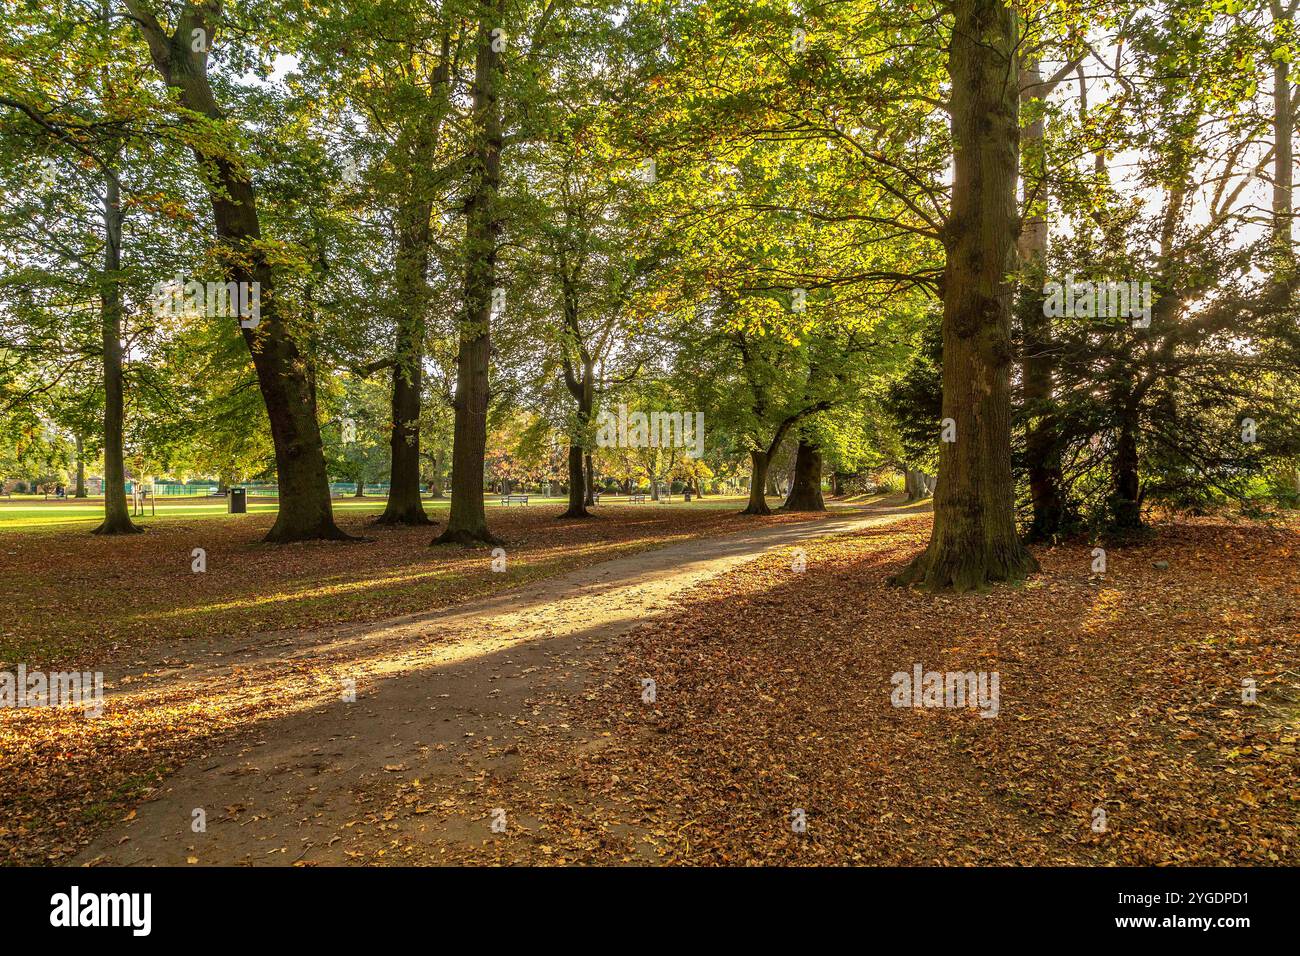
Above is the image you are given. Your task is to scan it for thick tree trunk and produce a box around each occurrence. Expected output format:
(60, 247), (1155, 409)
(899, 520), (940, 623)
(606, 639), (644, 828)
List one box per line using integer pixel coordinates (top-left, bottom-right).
(376, 198), (433, 525)
(905, 469), (918, 501)
(93, 167), (138, 535)
(126, 2), (345, 543)
(560, 442), (588, 518)
(584, 452), (596, 506)
(74, 434), (87, 497)
(1112, 408), (1142, 529)
(743, 450), (772, 515)
(353, 480), (364, 498)
(893, 0), (1038, 590)
(781, 440), (826, 511)
(434, 11), (502, 546)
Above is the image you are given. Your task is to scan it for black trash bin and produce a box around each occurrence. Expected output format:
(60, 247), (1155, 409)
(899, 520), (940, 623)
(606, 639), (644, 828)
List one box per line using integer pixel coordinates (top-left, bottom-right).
(229, 487), (247, 514)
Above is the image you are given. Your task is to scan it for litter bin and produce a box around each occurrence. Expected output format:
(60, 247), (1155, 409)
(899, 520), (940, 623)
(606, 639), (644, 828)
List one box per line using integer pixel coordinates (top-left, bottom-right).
(229, 487), (247, 514)
(684, 487), (692, 502)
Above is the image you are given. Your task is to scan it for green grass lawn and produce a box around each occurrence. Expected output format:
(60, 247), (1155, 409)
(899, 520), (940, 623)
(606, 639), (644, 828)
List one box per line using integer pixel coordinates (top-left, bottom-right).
(0, 493), (753, 530)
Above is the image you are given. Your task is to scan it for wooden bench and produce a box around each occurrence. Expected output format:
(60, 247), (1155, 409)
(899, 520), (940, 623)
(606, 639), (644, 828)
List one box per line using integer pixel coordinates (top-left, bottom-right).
(629, 493), (646, 503)
(500, 494), (530, 505)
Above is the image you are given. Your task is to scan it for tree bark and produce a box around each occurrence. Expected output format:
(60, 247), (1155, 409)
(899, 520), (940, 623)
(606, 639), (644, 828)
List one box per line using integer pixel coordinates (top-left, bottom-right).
(1272, 0), (1295, 285)
(584, 452), (596, 506)
(743, 450), (772, 515)
(1112, 405), (1142, 529)
(376, 196), (433, 525)
(560, 442), (588, 518)
(781, 439), (826, 511)
(434, 9), (503, 545)
(377, 38), (451, 526)
(125, 2), (346, 543)
(1018, 55), (1066, 541)
(893, 0), (1038, 590)
(94, 164), (139, 535)
(74, 433), (87, 497)
(353, 480), (365, 498)
(559, 347), (594, 518)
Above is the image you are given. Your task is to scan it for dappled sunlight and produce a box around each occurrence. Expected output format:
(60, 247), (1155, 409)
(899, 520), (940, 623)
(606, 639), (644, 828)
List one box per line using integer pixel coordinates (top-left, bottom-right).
(1079, 588), (1129, 635)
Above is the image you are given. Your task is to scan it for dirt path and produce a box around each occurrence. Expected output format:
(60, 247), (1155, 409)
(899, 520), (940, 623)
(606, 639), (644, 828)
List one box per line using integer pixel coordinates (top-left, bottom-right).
(77, 499), (926, 866)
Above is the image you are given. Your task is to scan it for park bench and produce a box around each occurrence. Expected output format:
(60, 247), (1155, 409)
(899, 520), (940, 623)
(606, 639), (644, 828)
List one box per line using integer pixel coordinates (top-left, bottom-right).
(629, 493), (646, 503)
(500, 494), (530, 505)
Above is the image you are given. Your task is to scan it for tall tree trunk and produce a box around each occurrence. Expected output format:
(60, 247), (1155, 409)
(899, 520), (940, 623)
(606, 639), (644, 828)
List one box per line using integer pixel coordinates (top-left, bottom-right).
(559, 353), (594, 518)
(125, 2), (345, 543)
(74, 433), (87, 497)
(429, 450), (444, 498)
(781, 439), (825, 511)
(584, 452), (596, 506)
(1018, 55), (1065, 541)
(94, 165), (138, 535)
(893, 0), (1038, 590)
(377, 197), (433, 525)
(353, 480), (364, 498)
(743, 450), (771, 515)
(435, 10), (503, 545)
(377, 38), (450, 526)
(561, 442), (587, 518)
(1273, 0), (1295, 284)
(1112, 405), (1142, 529)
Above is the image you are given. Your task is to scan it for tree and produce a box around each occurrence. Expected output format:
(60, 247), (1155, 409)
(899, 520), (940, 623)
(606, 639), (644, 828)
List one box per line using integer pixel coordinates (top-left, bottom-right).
(122, 0), (346, 542)
(893, 0), (1039, 590)
(435, 5), (505, 545)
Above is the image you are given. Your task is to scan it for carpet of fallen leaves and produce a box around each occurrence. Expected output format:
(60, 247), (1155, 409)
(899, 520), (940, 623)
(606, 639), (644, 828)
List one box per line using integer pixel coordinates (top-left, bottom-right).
(394, 515), (1299, 865)
(0, 502), (827, 865)
(0, 501), (819, 670)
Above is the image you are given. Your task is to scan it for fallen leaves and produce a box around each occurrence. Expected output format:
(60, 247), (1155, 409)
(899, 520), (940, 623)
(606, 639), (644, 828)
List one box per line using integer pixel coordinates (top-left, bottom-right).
(406, 514), (1300, 866)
